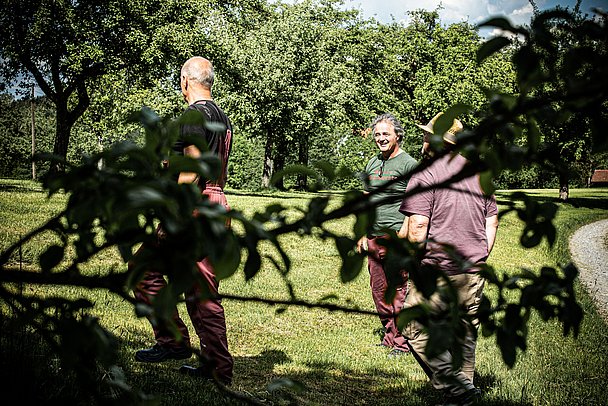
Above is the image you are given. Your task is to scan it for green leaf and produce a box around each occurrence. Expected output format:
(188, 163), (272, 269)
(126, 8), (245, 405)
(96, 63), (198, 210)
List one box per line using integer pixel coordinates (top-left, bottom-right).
(181, 134), (210, 153)
(527, 117), (541, 153)
(166, 155), (202, 175)
(433, 105), (470, 136)
(479, 170), (496, 195)
(313, 160), (337, 181)
(178, 108), (206, 127)
(396, 305), (427, 331)
(244, 247), (261, 281)
(513, 46), (542, 89)
(477, 17), (518, 32)
(477, 36), (512, 63)
(306, 197), (329, 224)
(426, 320), (454, 359)
(39, 244), (65, 272)
(134, 303), (153, 318)
(353, 212), (370, 239)
(204, 120), (227, 133)
(126, 186), (167, 208)
(211, 233), (241, 280)
(532, 9), (575, 31)
(335, 236), (363, 283)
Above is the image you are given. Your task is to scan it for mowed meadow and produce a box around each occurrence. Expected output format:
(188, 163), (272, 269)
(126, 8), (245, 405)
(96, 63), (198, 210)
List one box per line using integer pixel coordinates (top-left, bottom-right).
(1, 179), (607, 405)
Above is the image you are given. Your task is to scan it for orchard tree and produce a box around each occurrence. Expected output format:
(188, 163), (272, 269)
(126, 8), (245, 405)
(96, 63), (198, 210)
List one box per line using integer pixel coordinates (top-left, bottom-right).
(71, 72), (184, 161)
(516, 0), (608, 199)
(209, 0), (365, 189)
(346, 9), (517, 161)
(0, 0), (200, 173)
(0, 93), (54, 178)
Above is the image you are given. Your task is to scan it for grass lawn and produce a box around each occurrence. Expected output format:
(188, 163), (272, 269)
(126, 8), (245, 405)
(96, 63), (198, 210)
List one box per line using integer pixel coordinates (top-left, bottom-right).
(1, 179), (607, 405)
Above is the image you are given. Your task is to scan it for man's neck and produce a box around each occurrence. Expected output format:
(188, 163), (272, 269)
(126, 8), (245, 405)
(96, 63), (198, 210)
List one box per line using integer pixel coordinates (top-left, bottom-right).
(186, 88), (213, 105)
(382, 148), (402, 160)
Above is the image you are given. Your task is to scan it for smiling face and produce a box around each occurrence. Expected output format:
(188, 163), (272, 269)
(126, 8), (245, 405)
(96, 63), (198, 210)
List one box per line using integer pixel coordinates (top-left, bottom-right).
(373, 120), (400, 158)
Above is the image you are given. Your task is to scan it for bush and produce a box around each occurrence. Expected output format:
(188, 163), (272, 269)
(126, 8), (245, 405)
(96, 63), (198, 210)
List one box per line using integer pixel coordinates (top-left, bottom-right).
(227, 132), (264, 190)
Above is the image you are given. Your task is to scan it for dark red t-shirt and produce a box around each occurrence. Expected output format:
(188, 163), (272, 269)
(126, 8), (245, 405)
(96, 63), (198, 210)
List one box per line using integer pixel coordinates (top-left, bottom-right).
(399, 153), (498, 274)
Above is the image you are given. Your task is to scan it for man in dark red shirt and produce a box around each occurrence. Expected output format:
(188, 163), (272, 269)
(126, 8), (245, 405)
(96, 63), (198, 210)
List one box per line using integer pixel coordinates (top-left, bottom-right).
(132, 57), (234, 385)
(399, 113), (498, 405)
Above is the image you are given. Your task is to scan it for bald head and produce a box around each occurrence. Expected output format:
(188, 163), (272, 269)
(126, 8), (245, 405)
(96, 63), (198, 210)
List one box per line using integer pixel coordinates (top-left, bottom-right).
(181, 57), (214, 89)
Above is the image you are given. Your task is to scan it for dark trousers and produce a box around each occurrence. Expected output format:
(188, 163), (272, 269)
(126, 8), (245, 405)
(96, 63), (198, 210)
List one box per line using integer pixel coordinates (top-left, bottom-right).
(404, 273), (485, 397)
(133, 187), (233, 382)
(367, 235), (409, 351)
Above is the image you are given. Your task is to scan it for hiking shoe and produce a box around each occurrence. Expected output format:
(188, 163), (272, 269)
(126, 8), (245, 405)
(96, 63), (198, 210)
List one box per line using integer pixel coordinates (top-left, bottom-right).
(179, 364), (232, 386)
(387, 348), (409, 359)
(135, 344), (192, 362)
(439, 387), (482, 406)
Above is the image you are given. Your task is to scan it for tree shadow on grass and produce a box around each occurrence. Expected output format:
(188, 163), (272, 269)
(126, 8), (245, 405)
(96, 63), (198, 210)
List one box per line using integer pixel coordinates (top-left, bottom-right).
(226, 189), (314, 201)
(0, 182), (44, 193)
(0, 317), (535, 406)
(495, 189), (608, 211)
(471, 372), (532, 406)
(189, 350), (531, 406)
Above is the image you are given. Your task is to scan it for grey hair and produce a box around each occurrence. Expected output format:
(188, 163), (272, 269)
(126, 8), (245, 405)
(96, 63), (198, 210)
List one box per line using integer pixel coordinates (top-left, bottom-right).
(181, 57), (214, 88)
(371, 113), (404, 141)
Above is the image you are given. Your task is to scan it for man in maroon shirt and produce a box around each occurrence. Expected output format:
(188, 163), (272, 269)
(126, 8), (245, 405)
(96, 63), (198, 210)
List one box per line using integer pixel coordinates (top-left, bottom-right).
(132, 57), (234, 385)
(399, 113), (499, 405)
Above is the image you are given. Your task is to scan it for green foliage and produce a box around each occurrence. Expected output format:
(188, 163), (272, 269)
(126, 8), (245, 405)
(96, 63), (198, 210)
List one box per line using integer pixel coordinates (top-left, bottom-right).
(0, 0), (199, 168)
(226, 132), (264, 190)
(0, 94), (54, 178)
(478, 7), (608, 197)
(210, 0), (366, 189)
(1, 2), (517, 187)
(70, 73), (184, 161)
(0, 2), (605, 404)
(0, 99), (586, 398)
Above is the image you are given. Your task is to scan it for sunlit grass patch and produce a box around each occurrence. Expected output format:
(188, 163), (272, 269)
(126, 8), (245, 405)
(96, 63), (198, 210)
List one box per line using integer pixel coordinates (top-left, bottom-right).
(1, 180), (608, 405)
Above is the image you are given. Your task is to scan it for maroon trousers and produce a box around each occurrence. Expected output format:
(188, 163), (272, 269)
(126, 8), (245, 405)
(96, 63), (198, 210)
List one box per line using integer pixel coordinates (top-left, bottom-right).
(133, 187), (233, 382)
(367, 235), (409, 351)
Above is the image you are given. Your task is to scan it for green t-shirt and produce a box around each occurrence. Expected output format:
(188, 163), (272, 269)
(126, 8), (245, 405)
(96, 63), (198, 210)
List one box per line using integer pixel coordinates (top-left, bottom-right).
(364, 150), (417, 236)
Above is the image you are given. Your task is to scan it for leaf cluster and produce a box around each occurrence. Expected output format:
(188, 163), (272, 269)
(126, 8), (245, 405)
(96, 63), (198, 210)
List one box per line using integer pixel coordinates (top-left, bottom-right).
(0, 4), (605, 403)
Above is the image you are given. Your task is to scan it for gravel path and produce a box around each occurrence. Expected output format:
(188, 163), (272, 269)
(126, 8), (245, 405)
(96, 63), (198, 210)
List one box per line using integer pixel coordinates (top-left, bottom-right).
(569, 218), (608, 320)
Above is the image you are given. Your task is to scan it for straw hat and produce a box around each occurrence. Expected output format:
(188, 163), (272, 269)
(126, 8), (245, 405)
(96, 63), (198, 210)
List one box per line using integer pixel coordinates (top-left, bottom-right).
(416, 112), (463, 144)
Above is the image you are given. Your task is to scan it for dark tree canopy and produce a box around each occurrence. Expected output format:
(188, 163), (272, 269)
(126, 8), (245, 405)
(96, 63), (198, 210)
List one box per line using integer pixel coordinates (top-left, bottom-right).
(0, 0), (199, 172)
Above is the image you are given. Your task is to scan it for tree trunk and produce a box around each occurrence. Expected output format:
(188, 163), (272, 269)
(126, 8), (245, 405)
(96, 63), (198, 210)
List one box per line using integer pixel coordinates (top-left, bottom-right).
(559, 172), (569, 201)
(274, 152), (285, 191)
(48, 82), (90, 175)
(262, 129), (273, 189)
(296, 133), (309, 190)
(49, 102), (71, 174)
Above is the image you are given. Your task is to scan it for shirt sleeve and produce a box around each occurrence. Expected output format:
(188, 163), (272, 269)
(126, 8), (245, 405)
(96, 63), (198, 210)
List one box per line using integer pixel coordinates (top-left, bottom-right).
(485, 194), (498, 218)
(405, 155), (418, 175)
(178, 105), (209, 150)
(363, 158), (373, 193)
(399, 172), (433, 217)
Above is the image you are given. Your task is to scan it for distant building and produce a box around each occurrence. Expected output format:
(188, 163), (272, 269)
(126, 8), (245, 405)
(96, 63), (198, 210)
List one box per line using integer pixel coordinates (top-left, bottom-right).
(589, 169), (608, 187)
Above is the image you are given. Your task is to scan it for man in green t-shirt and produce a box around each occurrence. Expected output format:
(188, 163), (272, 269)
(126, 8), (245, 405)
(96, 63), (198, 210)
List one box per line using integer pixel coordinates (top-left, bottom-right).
(356, 113), (418, 358)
